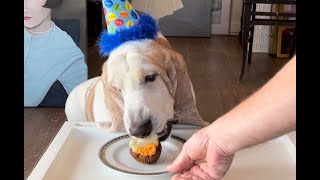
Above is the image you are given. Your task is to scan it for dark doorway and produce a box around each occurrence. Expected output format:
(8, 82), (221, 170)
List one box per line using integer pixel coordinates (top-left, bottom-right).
(87, 0), (102, 47)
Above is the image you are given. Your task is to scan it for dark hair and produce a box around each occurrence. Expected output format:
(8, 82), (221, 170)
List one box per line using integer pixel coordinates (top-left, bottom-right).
(43, 0), (64, 9)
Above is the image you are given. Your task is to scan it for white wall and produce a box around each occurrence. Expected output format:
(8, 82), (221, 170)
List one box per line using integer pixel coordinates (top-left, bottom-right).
(229, 0), (242, 35)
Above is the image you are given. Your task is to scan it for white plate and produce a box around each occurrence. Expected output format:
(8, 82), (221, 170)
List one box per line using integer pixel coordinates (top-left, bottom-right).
(98, 134), (186, 176)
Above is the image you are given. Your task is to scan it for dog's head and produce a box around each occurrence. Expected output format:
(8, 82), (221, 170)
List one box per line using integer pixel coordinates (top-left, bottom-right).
(101, 35), (178, 139)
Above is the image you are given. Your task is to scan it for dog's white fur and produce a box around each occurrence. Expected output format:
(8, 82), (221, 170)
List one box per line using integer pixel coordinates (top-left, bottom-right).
(65, 33), (209, 135)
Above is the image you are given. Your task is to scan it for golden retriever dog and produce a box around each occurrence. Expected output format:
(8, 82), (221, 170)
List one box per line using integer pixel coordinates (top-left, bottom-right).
(65, 33), (209, 140)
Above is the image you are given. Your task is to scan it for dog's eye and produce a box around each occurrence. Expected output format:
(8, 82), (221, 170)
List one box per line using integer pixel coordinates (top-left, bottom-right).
(145, 74), (157, 83)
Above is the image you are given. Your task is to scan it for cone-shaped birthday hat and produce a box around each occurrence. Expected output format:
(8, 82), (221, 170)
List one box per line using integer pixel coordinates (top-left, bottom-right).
(99, 0), (158, 56)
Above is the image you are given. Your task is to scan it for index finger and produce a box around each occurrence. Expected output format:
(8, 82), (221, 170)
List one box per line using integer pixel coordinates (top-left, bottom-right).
(167, 145), (193, 172)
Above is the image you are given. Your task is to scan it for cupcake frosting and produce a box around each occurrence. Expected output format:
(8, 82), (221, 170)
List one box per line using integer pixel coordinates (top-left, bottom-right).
(129, 134), (159, 154)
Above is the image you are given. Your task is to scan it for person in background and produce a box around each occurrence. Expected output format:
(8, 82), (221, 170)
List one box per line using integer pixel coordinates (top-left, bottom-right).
(24, 0), (88, 107)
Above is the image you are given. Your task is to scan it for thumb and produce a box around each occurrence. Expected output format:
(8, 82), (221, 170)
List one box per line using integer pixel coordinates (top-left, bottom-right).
(167, 145), (193, 172)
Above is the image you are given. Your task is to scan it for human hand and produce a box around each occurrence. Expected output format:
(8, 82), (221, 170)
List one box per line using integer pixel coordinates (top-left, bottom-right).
(167, 127), (234, 180)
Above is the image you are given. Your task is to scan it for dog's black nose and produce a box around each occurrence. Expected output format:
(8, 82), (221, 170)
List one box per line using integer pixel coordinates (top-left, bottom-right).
(129, 120), (152, 138)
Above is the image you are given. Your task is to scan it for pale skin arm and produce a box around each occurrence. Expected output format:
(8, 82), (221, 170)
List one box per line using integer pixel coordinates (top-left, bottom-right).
(212, 55), (296, 154)
(167, 56), (296, 180)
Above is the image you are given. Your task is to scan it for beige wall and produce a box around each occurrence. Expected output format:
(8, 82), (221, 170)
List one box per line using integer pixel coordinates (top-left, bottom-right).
(229, 0), (242, 35)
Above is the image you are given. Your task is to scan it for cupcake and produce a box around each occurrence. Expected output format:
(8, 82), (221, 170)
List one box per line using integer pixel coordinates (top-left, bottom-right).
(129, 134), (162, 164)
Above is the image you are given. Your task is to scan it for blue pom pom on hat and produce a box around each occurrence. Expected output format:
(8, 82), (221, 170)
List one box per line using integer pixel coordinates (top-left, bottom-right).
(98, 0), (159, 57)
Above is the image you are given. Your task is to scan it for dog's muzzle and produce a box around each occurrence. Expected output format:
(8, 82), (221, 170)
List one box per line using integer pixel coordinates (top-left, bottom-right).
(157, 119), (178, 141)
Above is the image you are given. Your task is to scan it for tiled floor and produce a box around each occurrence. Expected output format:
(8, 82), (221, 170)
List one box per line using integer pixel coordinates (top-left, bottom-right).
(87, 35), (289, 123)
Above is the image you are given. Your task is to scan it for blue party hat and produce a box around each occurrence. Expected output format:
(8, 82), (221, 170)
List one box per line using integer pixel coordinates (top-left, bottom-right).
(99, 0), (158, 57)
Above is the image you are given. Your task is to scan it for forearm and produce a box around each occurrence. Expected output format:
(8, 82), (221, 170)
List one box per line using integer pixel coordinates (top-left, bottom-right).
(208, 56), (296, 155)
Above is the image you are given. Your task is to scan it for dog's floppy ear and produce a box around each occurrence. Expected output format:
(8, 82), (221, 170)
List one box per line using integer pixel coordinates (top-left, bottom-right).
(155, 33), (172, 50)
(85, 80), (98, 122)
(162, 50), (178, 97)
(163, 49), (209, 127)
(99, 62), (126, 132)
(154, 34), (176, 96)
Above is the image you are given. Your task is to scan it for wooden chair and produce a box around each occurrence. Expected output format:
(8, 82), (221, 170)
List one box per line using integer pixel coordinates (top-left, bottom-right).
(239, 0), (296, 81)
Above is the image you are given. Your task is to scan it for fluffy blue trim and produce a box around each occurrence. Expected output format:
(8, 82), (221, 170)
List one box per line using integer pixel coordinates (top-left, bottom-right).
(98, 13), (158, 57)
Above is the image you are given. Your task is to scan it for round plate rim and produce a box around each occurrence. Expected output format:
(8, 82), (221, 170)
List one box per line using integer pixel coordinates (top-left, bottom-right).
(98, 134), (186, 176)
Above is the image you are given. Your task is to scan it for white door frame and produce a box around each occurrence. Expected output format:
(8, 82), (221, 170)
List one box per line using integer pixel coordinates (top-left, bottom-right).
(211, 0), (231, 35)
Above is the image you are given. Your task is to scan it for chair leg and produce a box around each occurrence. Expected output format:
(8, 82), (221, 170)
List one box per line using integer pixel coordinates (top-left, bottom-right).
(289, 27), (296, 58)
(248, 27), (254, 64)
(239, 3), (251, 81)
(248, 3), (256, 65)
(239, 1), (244, 42)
